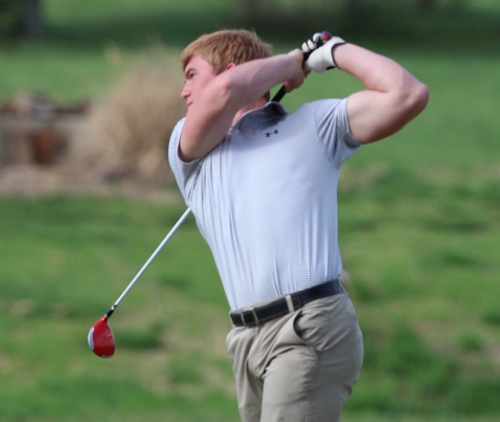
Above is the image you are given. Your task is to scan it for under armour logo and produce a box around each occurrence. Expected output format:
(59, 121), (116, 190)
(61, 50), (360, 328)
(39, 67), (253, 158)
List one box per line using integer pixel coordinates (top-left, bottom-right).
(266, 129), (279, 137)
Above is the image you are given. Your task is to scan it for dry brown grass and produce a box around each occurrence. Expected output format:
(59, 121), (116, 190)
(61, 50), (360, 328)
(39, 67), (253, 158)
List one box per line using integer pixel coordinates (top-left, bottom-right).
(69, 50), (185, 187)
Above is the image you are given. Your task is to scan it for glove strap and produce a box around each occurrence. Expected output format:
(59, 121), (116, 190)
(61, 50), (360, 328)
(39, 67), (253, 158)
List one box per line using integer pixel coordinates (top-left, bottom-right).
(321, 36), (346, 69)
(303, 36), (346, 73)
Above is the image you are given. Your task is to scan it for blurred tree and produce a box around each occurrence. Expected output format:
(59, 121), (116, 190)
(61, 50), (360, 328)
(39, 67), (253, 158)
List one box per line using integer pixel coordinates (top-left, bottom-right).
(417, 0), (437, 13)
(21, 0), (44, 38)
(343, 0), (370, 23)
(0, 0), (22, 37)
(414, 0), (466, 12)
(244, 0), (259, 21)
(0, 0), (43, 39)
(242, 0), (468, 21)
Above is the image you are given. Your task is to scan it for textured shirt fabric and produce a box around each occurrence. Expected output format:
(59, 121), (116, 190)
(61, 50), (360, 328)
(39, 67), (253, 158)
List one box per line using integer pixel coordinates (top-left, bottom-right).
(168, 99), (360, 311)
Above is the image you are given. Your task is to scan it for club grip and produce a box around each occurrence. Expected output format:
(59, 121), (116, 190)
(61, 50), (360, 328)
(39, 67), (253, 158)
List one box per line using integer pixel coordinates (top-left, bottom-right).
(271, 31), (332, 103)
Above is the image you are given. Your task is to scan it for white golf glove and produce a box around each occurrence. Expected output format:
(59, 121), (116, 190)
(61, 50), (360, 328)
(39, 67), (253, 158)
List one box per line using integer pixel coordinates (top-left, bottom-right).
(302, 31), (346, 73)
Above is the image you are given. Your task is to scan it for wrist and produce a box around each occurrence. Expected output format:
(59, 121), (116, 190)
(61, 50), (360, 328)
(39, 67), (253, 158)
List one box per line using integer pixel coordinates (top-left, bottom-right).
(324, 37), (346, 68)
(330, 41), (347, 70)
(286, 49), (304, 67)
(303, 36), (346, 73)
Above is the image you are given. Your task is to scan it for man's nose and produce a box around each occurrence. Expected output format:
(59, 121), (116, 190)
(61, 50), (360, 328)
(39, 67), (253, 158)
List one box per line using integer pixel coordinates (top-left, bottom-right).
(181, 85), (190, 100)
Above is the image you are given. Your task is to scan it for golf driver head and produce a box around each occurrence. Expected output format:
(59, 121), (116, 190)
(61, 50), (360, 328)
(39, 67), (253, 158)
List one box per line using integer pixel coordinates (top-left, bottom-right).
(88, 316), (115, 358)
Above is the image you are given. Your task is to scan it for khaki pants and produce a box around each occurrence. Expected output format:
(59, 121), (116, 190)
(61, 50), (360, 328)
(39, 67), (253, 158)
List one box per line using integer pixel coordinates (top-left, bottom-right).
(226, 294), (363, 422)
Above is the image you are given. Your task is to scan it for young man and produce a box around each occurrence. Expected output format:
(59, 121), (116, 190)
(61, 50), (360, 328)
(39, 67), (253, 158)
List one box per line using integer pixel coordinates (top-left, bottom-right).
(168, 29), (428, 422)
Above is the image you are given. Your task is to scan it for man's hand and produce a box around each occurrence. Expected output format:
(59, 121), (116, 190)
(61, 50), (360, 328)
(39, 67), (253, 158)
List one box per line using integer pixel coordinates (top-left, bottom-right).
(302, 31), (332, 54)
(282, 49), (307, 93)
(302, 31), (346, 73)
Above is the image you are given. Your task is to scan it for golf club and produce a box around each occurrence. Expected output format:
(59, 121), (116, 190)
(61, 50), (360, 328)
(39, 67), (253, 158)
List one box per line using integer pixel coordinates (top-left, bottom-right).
(88, 207), (191, 358)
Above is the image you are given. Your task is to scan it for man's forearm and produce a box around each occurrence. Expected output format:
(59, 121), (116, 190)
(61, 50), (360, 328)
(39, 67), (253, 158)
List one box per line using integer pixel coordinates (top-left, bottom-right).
(222, 51), (304, 110)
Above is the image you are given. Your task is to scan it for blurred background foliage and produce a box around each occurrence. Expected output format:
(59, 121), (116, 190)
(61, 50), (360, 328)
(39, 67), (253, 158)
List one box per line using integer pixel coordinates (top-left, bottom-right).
(1, 1), (499, 421)
(2, 0), (499, 45)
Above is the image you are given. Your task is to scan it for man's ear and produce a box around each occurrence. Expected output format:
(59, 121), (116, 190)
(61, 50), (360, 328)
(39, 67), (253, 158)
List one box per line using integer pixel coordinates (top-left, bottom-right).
(225, 62), (236, 70)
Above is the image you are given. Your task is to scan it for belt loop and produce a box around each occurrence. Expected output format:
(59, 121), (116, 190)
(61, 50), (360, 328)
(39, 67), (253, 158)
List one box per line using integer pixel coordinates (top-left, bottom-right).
(285, 294), (294, 313)
(338, 279), (346, 294)
(251, 308), (259, 325)
(240, 311), (247, 327)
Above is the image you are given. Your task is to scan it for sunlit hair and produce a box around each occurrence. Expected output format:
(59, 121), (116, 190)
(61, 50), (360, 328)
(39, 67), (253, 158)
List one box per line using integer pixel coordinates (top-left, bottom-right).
(181, 29), (272, 75)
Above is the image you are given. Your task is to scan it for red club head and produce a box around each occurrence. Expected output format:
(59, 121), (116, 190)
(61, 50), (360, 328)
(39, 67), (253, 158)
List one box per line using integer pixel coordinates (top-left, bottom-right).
(88, 316), (115, 358)
(321, 31), (332, 41)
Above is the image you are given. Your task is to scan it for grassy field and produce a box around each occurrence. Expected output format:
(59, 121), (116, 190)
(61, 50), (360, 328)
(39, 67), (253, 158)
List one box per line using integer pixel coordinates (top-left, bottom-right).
(1, 0), (500, 421)
(0, 188), (498, 422)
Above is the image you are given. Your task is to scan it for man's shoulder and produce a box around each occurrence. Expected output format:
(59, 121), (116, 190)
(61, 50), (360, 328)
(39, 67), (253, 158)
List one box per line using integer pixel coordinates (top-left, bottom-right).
(172, 117), (186, 137)
(297, 98), (345, 112)
(168, 117), (187, 150)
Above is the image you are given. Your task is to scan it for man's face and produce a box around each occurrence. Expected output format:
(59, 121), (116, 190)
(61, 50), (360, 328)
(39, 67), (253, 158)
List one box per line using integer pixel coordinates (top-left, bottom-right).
(181, 55), (217, 108)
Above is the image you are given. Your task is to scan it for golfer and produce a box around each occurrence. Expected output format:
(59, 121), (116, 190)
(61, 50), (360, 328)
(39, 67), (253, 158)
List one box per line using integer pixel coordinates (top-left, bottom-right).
(168, 29), (428, 422)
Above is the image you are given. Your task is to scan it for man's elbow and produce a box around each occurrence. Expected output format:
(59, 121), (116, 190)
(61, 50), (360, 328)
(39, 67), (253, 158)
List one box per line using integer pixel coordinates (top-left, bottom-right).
(406, 81), (429, 118)
(368, 82), (429, 144)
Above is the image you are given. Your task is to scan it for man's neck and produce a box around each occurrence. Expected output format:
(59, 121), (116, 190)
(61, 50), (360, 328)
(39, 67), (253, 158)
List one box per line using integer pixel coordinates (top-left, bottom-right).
(232, 97), (268, 126)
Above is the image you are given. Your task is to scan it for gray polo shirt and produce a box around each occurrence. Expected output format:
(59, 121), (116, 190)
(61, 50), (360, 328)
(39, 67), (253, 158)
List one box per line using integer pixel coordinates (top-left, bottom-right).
(169, 99), (360, 310)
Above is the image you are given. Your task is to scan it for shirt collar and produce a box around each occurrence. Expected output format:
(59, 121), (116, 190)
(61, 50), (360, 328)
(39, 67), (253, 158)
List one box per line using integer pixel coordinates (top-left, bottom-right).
(232, 102), (288, 133)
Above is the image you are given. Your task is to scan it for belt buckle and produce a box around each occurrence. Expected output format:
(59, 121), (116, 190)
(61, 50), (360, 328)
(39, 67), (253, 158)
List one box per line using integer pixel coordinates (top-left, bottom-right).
(241, 308), (259, 327)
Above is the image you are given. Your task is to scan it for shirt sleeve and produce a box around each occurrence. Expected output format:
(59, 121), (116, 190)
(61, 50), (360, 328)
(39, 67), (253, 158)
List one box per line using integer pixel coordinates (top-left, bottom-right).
(168, 118), (202, 204)
(306, 98), (361, 168)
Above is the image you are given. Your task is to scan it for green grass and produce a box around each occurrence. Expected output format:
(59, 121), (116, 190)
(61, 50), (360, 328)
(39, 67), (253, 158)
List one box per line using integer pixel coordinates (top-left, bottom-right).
(1, 0), (500, 420)
(0, 195), (239, 422)
(0, 176), (496, 421)
(0, 174), (499, 421)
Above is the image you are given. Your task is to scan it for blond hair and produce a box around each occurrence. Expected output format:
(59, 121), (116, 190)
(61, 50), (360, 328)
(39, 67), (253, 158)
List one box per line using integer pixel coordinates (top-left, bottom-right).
(181, 29), (272, 74)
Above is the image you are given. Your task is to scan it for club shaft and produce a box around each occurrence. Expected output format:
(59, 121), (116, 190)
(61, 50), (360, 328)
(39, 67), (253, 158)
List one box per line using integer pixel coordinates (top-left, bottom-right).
(112, 207), (191, 309)
(271, 86), (286, 102)
(271, 41), (323, 104)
